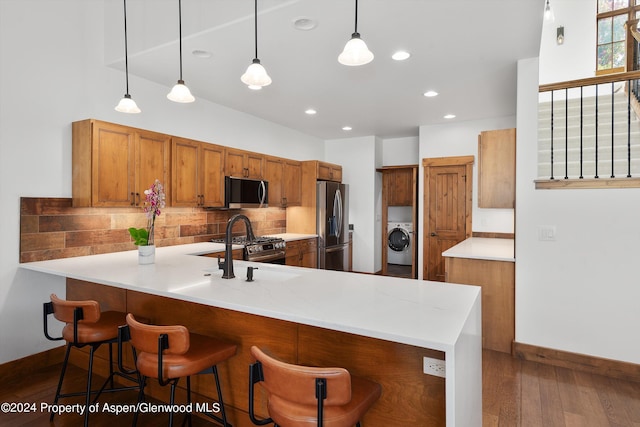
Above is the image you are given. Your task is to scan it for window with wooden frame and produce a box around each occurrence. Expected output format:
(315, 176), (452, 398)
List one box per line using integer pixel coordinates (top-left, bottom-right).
(596, 0), (640, 75)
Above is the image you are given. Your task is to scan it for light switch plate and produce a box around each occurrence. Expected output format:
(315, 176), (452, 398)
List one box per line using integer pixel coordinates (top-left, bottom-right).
(537, 225), (556, 241)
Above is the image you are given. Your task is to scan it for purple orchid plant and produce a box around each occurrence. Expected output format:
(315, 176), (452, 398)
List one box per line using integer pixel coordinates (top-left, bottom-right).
(128, 179), (166, 246)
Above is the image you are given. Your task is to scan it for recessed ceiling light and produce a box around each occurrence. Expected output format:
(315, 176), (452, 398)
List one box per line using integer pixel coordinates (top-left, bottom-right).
(423, 90), (438, 97)
(305, 109), (317, 115)
(444, 114), (456, 119)
(192, 49), (212, 58)
(392, 50), (411, 61)
(342, 126), (352, 131)
(293, 17), (317, 31)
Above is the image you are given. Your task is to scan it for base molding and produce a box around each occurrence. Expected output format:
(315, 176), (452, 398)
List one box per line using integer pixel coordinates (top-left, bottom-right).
(513, 341), (640, 382)
(0, 346), (65, 383)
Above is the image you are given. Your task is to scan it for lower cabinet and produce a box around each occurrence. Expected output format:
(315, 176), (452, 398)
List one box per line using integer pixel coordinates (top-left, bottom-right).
(285, 238), (317, 268)
(445, 257), (515, 353)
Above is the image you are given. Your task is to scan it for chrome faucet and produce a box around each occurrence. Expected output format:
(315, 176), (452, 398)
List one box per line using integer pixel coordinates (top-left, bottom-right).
(221, 214), (255, 279)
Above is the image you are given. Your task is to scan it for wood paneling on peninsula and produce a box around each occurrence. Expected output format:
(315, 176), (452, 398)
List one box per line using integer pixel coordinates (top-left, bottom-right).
(19, 197), (285, 263)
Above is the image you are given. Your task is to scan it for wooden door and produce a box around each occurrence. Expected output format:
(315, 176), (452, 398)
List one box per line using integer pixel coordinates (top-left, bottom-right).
(264, 156), (283, 207)
(171, 138), (200, 207)
(283, 160), (302, 206)
(136, 130), (170, 206)
(201, 144), (225, 207)
(92, 122), (135, 207)
(423, 157), (473, 281)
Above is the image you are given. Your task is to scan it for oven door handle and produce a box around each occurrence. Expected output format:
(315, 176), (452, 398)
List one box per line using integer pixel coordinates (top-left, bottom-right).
(246, 252), (286, 263)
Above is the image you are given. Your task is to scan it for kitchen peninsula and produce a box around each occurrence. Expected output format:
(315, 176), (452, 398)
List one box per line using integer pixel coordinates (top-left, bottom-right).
(20, 243), (481, 427)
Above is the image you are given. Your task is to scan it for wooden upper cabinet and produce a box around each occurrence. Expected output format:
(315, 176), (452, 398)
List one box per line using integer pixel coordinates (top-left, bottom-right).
(263, 156), (302, 207)
(225, 148), (264, 179)
(478, 128), (516, 208)
(283, 160), (302, 206)
(172, 137), (224, 208)
(385, 168), (415, 206)
(315, 161), (342, 182)
(72, 119), (169, 207)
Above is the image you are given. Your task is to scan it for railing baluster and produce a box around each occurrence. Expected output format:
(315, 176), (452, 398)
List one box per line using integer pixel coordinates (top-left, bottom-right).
(565, 88), (568, 179)
(580, 87), (584, 179)
(595, 84), (599, 179)
(611, 82), (615, 178)
(550, 91), (554, 180)
(628, 79), (632, 178)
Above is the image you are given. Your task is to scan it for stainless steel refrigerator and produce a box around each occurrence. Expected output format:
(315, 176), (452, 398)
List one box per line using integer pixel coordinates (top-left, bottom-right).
(317, 181), (349, 271)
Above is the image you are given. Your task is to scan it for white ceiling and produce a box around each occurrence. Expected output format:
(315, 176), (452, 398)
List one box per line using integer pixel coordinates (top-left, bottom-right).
(105, 0), (544, 140)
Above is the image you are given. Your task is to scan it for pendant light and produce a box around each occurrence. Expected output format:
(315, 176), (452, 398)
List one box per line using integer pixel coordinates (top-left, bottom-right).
(241, 0), (272, 89)
(115, 0), (141, 113)
(544, 0), (555, 22)
(338, 0), (374, 66)
(167, 0), (195, 103)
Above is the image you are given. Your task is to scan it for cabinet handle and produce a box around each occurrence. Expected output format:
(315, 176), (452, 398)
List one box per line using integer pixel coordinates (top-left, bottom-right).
(136, 193), (141, 206)
(131, 192), (135, 206)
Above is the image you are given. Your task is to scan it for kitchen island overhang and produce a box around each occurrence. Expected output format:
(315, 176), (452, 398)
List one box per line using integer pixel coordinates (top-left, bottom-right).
(20, 242), (481, 426)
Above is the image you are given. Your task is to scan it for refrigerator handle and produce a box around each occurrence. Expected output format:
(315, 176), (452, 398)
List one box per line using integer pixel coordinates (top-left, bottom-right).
(335, 188), (342, 239)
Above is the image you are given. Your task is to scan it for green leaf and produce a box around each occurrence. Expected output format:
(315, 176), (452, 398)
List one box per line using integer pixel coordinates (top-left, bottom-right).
(128, 227), (149, 246)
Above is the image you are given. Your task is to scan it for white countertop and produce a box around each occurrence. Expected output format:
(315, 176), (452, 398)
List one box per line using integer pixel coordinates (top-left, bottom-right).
(271, 233), (317, 241)
(20, 242), (479, 353)
(441, 237), (515, 262)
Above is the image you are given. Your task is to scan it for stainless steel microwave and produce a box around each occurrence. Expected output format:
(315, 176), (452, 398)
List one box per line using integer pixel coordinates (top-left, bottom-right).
(224, 176), (269, 208)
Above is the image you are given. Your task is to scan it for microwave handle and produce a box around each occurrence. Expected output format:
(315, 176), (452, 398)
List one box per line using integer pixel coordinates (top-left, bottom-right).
(258, 181), (266, 208)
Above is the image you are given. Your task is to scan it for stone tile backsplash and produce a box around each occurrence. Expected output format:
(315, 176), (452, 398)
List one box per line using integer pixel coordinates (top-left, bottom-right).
(20, 197), (286, 262)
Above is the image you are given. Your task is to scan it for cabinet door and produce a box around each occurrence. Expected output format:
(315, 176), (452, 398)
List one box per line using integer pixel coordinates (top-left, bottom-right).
(285, 240), (301, 266)
(92, 122), (135, 207)
(478, 128), (516, 208)
(317, 162), (332, 181)
(136, 130), (171, 206)
(246, 152), (264, 179)
(264, 156), (284, 207)
(387, 169), (414, 206)
(283, 160), (302, 206)
(225, 148), (246, 178)
(201, 144), (225, 207)
(172, 138), (200, 207)
(300, 238), (317, 268)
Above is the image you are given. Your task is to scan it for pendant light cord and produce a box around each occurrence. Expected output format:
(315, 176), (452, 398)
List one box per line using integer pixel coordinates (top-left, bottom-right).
(253, 0), (258, 60)
(123, 0), (130, 95)
(354, 0), (359, 34)
(178, 0), (183, 80)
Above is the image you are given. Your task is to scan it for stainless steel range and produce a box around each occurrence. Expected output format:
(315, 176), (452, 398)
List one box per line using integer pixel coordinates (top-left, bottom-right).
(211, 236), (286, 264)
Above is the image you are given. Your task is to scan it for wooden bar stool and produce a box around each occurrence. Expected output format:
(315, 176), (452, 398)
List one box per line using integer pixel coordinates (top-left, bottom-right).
(248, 346), (381, 427)
(43, 294), (141, 427)
(122, 313), (237, 426)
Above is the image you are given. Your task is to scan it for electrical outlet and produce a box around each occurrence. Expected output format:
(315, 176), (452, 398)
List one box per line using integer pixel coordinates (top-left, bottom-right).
(423, 356), (446, 378)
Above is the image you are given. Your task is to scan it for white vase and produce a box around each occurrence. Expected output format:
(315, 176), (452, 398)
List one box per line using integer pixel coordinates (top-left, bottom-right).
(138, 244), (156, 265)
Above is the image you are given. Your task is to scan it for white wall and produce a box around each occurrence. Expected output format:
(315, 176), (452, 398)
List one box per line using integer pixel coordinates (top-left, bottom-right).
(517, 57), (640, 364)
(417, 117), (516, 278)
(0, 0), (322, 364)
(382, 136), (419, 166)
(539, 0), (596, 84)
(325, 136), (382, 274)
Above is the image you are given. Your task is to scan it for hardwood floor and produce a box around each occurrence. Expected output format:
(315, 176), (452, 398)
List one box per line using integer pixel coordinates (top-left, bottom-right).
(2, 349), (640, 426)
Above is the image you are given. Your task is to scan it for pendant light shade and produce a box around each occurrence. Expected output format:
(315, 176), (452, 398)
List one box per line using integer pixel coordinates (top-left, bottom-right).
(242, 0), (271, 89)
(241, 59), (272, 88)
(338, 0), (373, 66)
(115, 0), (141, 113)
(544, 0), (555, 22)
(167, 0), (195, 103)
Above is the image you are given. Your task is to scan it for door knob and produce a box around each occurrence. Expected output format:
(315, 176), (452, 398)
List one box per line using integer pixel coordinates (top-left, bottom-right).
(430, 232), (437, 237)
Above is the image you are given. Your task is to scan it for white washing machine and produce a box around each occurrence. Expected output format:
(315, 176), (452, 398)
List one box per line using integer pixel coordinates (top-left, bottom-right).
(387, 222), (413, 265)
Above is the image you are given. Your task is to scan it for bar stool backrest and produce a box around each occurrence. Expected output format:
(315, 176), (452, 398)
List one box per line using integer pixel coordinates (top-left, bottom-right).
(50, 293), (101, 323)
(126, 313), (190, 355)
(250, 346), (352, 406)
